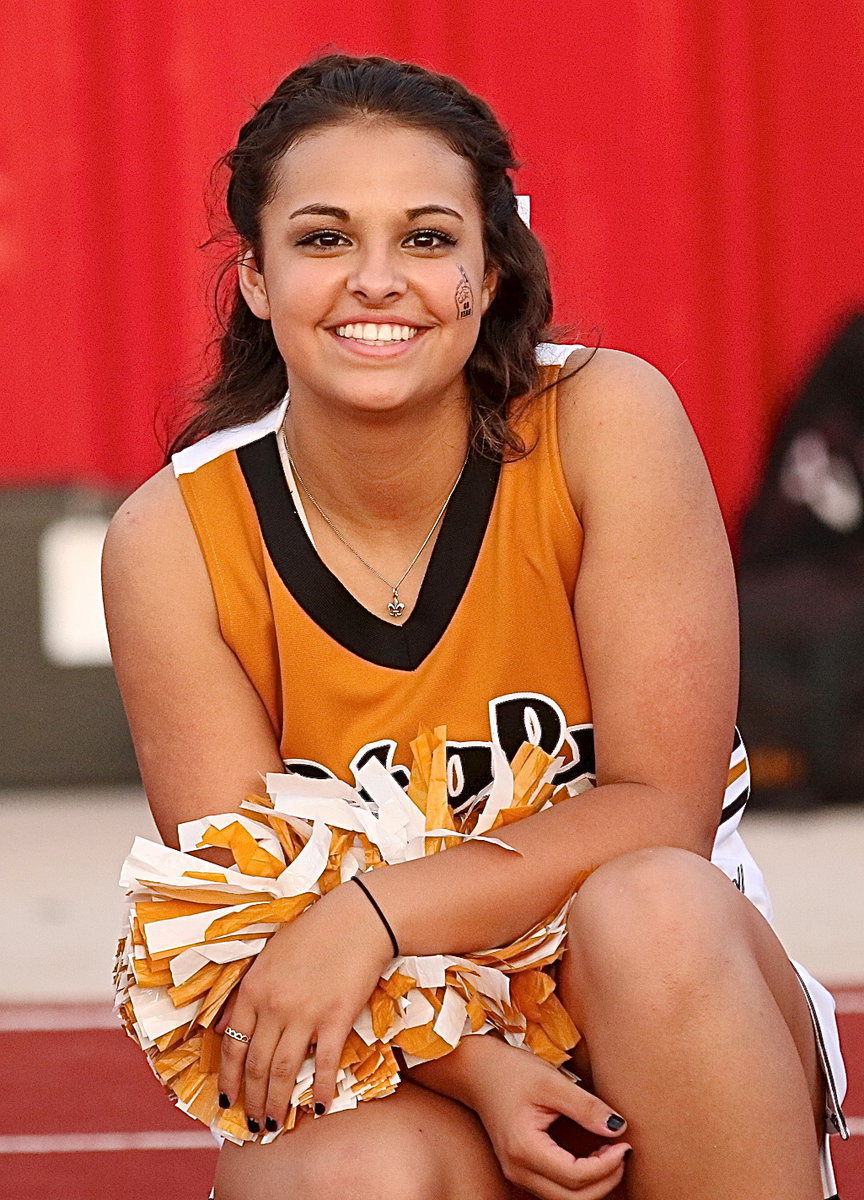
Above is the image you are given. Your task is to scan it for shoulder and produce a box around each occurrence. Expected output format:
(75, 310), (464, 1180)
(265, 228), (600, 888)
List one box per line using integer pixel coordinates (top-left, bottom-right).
(102, 391), (286, 591)
(554, 347), (713, 522)
(103, 464), (188, 563)
(102, 464), (215, 623)
(557, 346), (690, 443)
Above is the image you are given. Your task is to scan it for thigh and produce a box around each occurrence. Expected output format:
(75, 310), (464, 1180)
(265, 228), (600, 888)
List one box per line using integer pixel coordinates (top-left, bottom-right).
(214, 1078), (514, 1200)
(733, 893), (825, 1134)
(556, 849), (824, 1138)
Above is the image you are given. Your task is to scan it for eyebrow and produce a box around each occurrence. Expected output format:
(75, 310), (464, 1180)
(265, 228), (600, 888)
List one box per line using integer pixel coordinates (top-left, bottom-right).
(288, 203), (464, 222)
(288, 204), (349, 220)
(407, 205), (464, 222)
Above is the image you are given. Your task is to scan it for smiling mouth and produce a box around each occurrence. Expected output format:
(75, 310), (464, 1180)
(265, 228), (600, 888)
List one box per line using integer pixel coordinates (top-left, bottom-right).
(332, 322), (423, 345)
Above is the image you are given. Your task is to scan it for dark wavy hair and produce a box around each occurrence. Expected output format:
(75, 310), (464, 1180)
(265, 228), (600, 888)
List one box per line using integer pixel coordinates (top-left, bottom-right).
(166, 53), (593, 461)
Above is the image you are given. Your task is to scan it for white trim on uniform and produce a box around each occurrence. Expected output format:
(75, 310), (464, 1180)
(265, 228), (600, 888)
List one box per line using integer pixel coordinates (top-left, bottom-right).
(172, 395), (290, 476)
(535, 341), (583, 366)
(275, 422), (317, 546)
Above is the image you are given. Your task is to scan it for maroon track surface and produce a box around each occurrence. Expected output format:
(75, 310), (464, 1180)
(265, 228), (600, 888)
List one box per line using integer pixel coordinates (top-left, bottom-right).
(2, 992), (861, 1199)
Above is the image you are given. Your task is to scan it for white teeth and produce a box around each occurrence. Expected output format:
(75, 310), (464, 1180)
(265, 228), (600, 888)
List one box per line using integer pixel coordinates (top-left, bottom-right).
(334, 324), (419, 342)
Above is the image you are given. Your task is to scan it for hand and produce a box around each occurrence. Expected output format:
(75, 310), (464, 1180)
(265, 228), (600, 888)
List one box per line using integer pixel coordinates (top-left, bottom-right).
(468, 1039), (631, 1200)
(215, 877), (393, 1132)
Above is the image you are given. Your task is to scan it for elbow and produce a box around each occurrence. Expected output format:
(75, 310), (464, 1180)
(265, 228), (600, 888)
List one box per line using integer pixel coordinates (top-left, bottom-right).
(653, 788), (720, 861)
(691, 828), (718, 861)
(688, 801), (723, 861)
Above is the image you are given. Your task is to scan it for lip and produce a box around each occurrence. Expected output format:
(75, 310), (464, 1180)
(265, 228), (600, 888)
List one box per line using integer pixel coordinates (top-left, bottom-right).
(326, 327), (430, 358)
(326, 317), (430, 328)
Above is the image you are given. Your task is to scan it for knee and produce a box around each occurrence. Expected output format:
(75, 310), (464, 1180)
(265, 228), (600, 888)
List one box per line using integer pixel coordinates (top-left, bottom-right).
(566, 846), (740, 985)
(287, 1122), (447, 1200)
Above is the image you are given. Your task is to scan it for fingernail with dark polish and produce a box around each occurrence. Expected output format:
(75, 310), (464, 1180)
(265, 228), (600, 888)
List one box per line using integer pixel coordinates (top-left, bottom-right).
(606, 1113), (625, 1131)
(246, 1117), (260, 1133)
(623, 1147), (633, 1161)
(218, 1092), (230, 1109)
(314, 1102), (326, 1116)
(265, 1116), (278, 1132)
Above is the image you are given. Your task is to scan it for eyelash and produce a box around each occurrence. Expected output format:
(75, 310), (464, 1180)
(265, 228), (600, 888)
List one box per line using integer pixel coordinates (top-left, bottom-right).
(294, 227), (458, 250)
(407, 228), (458, 249)
(293, 229), (346, 249)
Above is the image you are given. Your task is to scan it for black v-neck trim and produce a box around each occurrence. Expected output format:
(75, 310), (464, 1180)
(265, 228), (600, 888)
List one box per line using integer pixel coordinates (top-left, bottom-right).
(236, 434), (501, 672)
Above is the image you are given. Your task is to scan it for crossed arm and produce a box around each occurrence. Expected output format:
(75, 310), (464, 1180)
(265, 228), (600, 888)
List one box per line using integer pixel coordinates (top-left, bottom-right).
(103, 348), (738, 1145)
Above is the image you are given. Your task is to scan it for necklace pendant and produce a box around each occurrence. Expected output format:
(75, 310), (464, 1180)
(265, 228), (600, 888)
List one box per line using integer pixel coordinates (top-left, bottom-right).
(387, 589), (405, 619)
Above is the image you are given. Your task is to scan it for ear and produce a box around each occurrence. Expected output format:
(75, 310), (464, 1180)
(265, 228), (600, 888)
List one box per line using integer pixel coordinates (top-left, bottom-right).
(237, 247), (271, 320)
(481, 264), (500, 315)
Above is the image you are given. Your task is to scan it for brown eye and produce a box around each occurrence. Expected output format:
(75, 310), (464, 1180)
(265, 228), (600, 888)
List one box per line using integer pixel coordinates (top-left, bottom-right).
(295, 229), (350, 248)
(404, 228), (458, 249)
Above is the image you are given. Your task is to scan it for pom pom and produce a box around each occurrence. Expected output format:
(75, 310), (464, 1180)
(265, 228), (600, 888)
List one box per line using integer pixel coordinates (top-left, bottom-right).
(114, 729), (592, 1144)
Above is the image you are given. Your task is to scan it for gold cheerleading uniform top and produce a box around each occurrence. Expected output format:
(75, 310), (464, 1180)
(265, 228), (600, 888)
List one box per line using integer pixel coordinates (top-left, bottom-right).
(172, 348), (749, 835)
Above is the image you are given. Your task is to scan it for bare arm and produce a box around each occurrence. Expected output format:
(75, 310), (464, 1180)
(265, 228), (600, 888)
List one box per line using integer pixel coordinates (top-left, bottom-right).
(101, 464), (285, 848)
(367, 348), (740, 954)
(104, 357), (738, 1122)
(105, 352), (735, 935)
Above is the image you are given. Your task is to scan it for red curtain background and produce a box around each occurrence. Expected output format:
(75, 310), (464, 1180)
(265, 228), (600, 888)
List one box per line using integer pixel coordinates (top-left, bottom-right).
(2, 1), (863, 531)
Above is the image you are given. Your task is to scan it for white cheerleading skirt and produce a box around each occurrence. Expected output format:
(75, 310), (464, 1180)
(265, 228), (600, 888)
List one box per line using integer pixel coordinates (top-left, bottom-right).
(713, 826), (848, 1199)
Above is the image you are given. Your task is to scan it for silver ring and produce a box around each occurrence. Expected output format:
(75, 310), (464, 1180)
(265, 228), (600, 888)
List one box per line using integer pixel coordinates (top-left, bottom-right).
(224, 1026), (251, 1044)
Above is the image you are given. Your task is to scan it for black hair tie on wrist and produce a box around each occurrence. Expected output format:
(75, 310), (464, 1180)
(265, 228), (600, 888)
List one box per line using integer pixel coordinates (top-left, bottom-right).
(351, 876), (400, 958)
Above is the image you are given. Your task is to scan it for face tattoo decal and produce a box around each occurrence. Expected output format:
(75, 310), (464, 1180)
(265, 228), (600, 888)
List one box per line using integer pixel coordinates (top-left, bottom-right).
(455, 265), (474, 318)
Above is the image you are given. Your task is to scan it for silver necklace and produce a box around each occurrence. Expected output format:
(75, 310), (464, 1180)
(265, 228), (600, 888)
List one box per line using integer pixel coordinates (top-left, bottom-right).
(281, 424), (468, 619)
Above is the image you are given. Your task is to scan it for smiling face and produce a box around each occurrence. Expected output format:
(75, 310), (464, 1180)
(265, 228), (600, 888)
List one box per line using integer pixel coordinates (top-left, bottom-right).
(237, 119), (499, 420)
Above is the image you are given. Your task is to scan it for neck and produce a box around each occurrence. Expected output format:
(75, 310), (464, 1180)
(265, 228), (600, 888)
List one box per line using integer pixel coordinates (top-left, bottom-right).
(281, 385), (471, 532)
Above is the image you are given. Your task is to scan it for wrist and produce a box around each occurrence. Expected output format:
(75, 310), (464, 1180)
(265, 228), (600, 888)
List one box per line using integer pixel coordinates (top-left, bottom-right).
(408, 1033), (513, 1112)
(323, 875), (393, 968)
(350, 875), (400, 958)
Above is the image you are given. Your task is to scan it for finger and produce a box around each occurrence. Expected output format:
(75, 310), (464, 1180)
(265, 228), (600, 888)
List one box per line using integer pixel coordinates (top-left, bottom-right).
(551, 1074), (627, 1138)
(519, 1132), (631, 1193)
(312, 1020), (352, 1114)
(264, 1029), (313, 1132)
(217, 1001), (257, 1110)
(520, 1129), (630, 1191)
(515, 1151), (627, 1200)
(214, 994), (235, 1036)
(242, 1020), (284, 1133)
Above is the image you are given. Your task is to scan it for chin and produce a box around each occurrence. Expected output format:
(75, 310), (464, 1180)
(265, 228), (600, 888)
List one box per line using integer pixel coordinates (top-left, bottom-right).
(343, 391), (416, 417)
(327, 377), (435, 417)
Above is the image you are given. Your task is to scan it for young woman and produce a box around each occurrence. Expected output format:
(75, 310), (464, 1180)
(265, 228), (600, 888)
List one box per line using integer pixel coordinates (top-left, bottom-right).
(102, 54), (848, 1200)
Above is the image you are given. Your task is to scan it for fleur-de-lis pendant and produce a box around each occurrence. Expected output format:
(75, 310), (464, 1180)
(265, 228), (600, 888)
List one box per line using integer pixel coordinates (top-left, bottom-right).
(387, 589), (405, 619)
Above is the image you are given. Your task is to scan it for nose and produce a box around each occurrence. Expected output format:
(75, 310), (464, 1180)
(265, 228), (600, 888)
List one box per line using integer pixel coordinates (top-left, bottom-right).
(345, 243), (407, 304)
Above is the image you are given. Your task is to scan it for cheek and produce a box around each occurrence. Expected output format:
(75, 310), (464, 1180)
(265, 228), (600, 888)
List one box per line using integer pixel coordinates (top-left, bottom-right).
(453, 265), (476, 321)
(264, 274), (331, 368)
(427, 259), (483, 324)
(268, 261), (338, 325)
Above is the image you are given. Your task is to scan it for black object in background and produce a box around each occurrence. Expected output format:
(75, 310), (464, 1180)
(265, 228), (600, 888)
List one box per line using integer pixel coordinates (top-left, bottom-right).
(738, 313), (864, 807)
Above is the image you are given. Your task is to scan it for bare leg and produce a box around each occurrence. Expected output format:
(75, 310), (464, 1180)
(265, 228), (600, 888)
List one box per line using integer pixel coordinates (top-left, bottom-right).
(214, 1077), (514, 1200)
(556, 846), (825, 1200)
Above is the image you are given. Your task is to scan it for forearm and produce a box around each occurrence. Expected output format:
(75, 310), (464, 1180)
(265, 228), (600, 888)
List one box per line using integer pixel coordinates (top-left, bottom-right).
(403, 1032), (515, 1112)
(369, 781), (719, 956)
